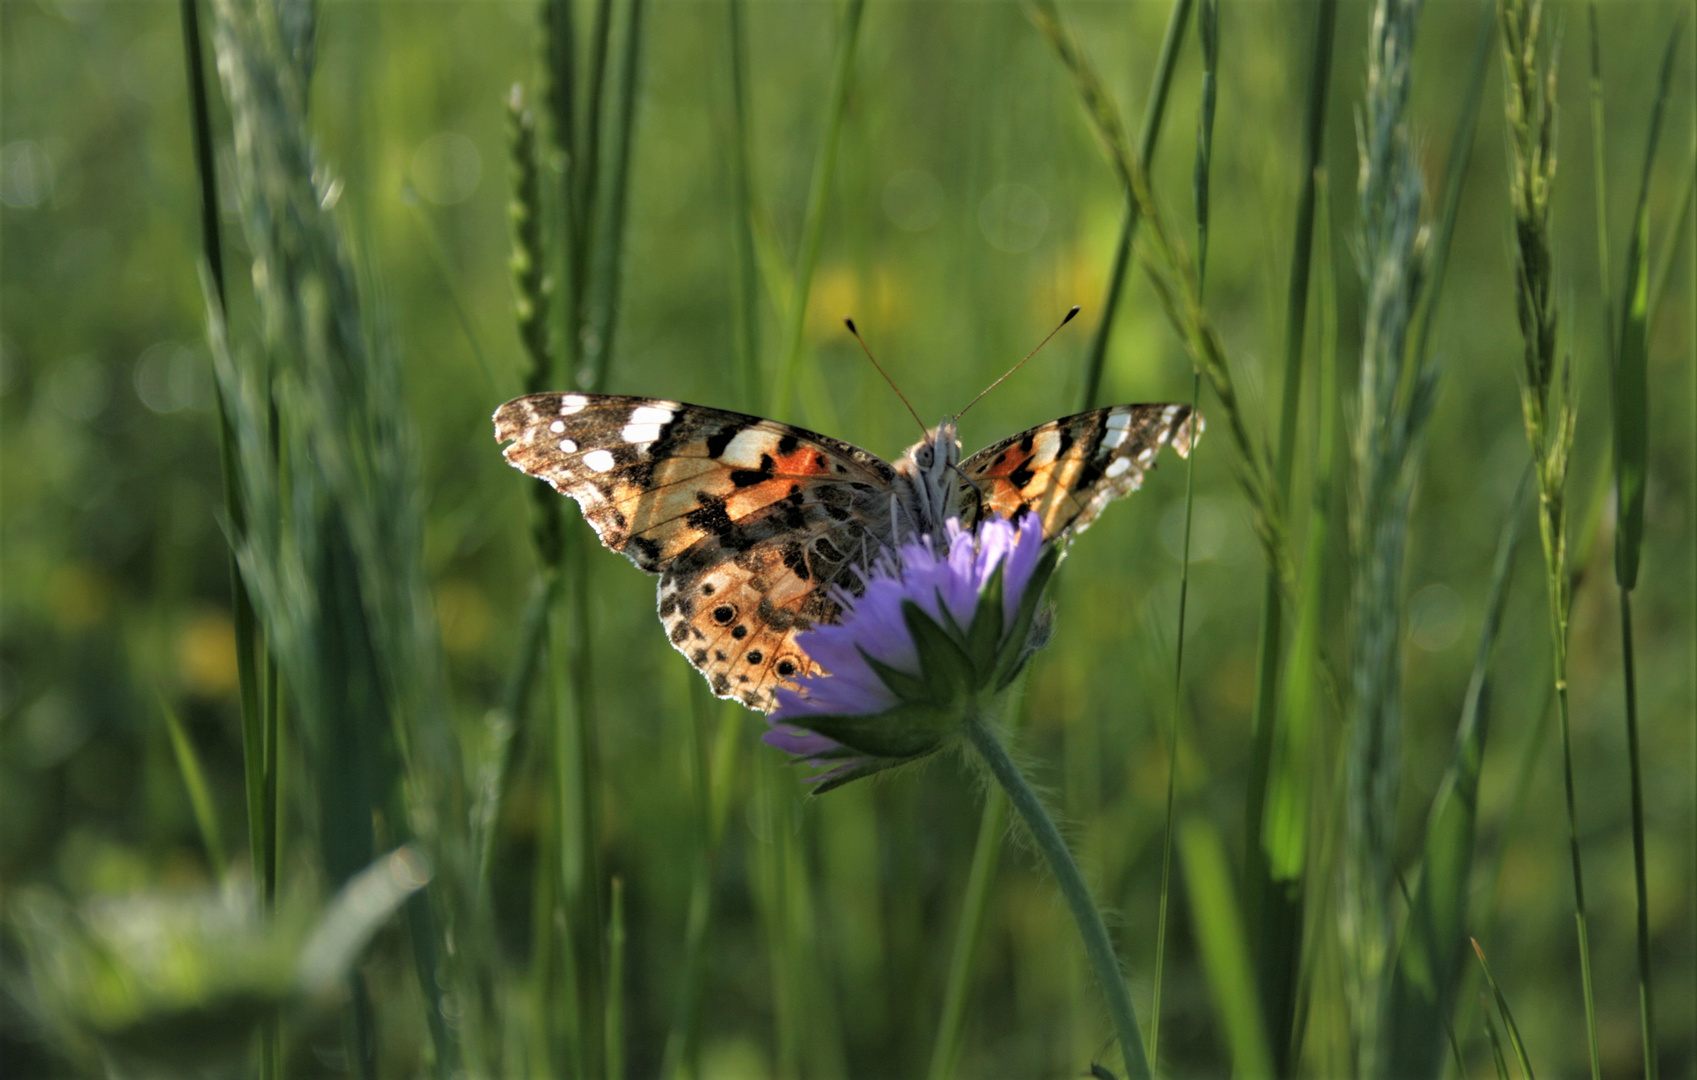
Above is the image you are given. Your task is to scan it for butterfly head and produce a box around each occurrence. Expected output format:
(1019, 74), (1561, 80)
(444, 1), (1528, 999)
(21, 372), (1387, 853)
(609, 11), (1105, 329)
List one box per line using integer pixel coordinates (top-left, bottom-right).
(890, 418), (966, 539)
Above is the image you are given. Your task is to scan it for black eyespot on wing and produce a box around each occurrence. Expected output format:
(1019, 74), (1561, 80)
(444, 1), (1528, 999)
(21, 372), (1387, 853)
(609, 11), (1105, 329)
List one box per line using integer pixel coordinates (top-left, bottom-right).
(776, 659), (797, 677)
(712, 604), (737, 624)
(731, 625), (748, 640)
(747, 650), (763, 664)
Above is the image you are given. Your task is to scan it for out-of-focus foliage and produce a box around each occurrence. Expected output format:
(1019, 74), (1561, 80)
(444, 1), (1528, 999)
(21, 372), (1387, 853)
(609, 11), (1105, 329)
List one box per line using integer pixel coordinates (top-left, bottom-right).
(1, 1), (1691, 1076)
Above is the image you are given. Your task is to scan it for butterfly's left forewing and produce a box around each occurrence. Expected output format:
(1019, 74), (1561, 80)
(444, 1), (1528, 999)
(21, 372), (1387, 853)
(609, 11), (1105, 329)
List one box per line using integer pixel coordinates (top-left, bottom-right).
(494, 392), (896, 710)
(959, 403), (1201, 543)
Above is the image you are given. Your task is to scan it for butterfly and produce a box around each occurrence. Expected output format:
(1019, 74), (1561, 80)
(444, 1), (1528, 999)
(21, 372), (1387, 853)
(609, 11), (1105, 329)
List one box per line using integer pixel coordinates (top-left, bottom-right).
(494, 393), (1201, 712)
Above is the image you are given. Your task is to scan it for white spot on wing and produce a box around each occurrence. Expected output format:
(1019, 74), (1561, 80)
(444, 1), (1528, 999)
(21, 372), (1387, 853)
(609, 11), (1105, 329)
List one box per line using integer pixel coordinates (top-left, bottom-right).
(583, 449), (616, 473)
(628, 405), (675, 425)
(622, 422), (663, 444)
(718, 428), (773, 468)
(550, 420), (566, 433)
(1106, 412), (1133, 431)
(1105, 457), (1133, 478)
(558, 439), (578, 453)
(559, 394), (589, 415)
(1102, 428), (1128, 449)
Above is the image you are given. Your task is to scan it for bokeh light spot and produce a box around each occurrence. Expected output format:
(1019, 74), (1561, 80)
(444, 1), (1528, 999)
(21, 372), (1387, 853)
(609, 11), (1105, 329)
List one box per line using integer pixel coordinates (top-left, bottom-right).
(411, 133), (482, 206)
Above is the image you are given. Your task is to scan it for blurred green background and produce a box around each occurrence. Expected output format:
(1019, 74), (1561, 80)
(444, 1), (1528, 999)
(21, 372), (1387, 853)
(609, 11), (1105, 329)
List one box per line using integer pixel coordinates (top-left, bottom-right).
(1, 0), (1692, 1076)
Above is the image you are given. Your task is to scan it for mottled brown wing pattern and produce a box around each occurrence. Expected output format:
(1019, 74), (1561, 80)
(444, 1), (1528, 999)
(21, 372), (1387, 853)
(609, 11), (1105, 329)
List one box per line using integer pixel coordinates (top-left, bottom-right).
(959, 404), (1202, 543)
(493, 392), (895, 710)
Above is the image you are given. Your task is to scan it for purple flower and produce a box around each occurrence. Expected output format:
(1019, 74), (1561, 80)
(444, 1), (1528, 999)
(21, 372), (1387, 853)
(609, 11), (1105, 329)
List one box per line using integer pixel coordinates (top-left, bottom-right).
(765, 512), (1057, 790)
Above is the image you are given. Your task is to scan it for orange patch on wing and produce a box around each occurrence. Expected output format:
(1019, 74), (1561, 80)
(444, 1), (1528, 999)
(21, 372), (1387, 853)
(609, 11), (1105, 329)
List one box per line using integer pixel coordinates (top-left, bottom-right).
(772, 446), (833, 476)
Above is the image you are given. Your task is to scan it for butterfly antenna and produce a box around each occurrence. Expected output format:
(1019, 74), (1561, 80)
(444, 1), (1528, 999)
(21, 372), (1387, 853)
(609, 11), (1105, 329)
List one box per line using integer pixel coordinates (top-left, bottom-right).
(957, 305), (1081, 419)
(844, 318), (928, 437)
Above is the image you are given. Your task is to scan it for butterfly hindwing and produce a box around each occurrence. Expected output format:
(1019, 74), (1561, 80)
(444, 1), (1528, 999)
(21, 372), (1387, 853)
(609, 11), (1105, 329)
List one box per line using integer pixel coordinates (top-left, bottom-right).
(494, 392), (895, 710)
(959, 403), (1201, 543)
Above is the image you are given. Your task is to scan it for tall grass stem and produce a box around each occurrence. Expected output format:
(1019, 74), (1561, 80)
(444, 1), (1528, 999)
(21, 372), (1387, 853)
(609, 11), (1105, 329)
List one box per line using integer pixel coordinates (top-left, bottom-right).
(772, 0), (865, 425)
(1077, 0), (1192, 412)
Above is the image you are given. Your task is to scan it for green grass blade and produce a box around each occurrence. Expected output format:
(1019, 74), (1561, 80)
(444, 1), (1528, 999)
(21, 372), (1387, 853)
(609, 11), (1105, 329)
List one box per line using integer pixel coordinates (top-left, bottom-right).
(607, 875), (626, 1080)
(926, 775), (1010, 1080)
(179, 0), (269, 904)
(1179, 819), (1275, 1079)
(1588, 5), (1615, 358)
(1480, 994), (1514, 1080)
(1149, 2), (1214, 1067)
(1237, 2), (1337, 1073)
(1613, 20), (1682, 590)
(1471, 940), (1536, 1080)
(1645, 142), (1695, 329)
(1409, 0), (1496, 370)
(772, 0), (865, 426)
(726, 0), (762, 410)
(587, 0), (648, 392)
(571, 0), (615, 369)
(157, 693), (230, 879)
(660, 679), (737, 1080)
(1616, 590), (1658, 1080)
(1077, 0), (1193, 411)
(1388, 471), (1530, 1080)
(1605, 17), (1682, 1080)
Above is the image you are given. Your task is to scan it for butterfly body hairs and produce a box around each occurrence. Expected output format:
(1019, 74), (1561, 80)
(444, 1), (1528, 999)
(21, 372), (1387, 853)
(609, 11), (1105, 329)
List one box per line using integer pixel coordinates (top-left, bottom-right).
(494, 393), (1200, 712)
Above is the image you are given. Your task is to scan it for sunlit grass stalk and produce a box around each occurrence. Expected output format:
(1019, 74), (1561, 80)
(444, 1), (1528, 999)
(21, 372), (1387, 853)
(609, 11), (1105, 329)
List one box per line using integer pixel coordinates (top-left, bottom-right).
(772, 0), (865, 427)
(1149, 0), (1214, 1065)
(1605, 26), (1680, 1080)
(1234, 1), (1335, 1070)
(1076, 0), (1193, 412)
(1343, 0), (1431, 1073)
(1027, 0), (1286, 589)
(1505, 4), (1598, 1076)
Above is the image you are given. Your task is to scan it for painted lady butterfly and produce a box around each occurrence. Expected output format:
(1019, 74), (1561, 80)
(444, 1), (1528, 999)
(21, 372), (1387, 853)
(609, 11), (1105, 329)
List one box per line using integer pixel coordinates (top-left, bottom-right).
(494, 394), (1201, 711)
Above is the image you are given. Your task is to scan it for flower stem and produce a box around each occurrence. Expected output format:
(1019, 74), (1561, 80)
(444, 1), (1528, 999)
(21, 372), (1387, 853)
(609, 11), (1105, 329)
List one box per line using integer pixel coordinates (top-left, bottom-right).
(962, 714), (1149, 1080)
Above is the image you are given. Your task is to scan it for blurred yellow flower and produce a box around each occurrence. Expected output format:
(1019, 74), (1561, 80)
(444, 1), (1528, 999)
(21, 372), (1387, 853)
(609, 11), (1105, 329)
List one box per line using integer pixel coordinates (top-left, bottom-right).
(435, 581), (493, 656)
(176, 609), (238, 699)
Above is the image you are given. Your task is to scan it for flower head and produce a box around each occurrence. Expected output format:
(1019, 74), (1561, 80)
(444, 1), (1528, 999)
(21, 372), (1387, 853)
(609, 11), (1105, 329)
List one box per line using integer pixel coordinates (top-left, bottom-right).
(766, 512), (1057, 790)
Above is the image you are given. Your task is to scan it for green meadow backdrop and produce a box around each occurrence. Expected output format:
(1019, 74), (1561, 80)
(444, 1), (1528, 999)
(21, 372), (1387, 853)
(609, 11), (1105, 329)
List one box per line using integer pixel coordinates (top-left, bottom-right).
(1, 0), (1692, 1077)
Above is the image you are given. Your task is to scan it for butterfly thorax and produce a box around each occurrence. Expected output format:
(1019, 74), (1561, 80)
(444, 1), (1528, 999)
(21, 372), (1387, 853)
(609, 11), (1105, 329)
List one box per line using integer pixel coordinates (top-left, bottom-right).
(890, 418), (972, 541)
